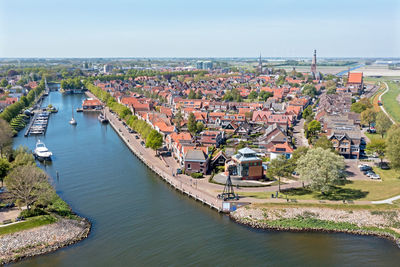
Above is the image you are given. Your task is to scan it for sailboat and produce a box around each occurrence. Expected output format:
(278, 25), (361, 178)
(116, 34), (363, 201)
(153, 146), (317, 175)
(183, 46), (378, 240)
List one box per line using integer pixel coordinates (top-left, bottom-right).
(69, 107), (77, 125)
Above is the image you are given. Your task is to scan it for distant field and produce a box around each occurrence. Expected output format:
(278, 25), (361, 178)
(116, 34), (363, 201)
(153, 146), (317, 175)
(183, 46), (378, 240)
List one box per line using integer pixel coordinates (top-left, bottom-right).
(382, 82), (400, 123)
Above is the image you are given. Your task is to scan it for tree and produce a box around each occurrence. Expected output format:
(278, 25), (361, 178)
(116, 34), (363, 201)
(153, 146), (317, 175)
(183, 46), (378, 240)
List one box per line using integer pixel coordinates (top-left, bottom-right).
(248, 90), (258, 101)
(259, 91), (273, 101)
(375, 112), (392, 138)
(173, 110), (183, 131)
(302, 106), (313, 121)
(307, 120), (321, 137)
(196, 122), (204, 133)
(195, 90), (202, 99)
(386, 126), (400, 169)
(0, 78), (8, 87)
(361, 108), (377, 128)
(0, 119), (13, 157)
(351, 98), (372, 113)
(188, 89), (196, 99)
(187, 113), (197, 134)
(366, 139), (386, 164)
(302, 84), (317, 97)
(287, 146), (309, 173)
(146, 130), (163, 153)
(326, 86), (336, 94)
(295, 147), (346, 193)
(11, 146), (36, 167)
(5, 165), (53, 210)
(0, 158), (10, 187)
(267, 155), (291, 192)
(313, 136), (334, 151)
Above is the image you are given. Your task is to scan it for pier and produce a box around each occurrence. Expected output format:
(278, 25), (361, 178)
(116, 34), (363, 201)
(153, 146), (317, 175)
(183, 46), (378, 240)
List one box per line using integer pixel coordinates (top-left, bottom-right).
(24, 111), (50, 136)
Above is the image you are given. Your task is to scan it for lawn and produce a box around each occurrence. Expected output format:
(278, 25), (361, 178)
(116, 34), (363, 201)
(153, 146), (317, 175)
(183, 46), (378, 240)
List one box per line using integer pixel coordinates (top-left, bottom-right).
(0, 215), (57, 236)
(240, 167), (400, 202)
(364, 132), (383, 142)
(381, 82), (400, 123)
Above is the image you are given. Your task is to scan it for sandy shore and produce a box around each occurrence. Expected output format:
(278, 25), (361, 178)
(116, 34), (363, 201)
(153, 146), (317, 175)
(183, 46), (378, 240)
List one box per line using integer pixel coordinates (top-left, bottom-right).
(0, 217), (91, 265)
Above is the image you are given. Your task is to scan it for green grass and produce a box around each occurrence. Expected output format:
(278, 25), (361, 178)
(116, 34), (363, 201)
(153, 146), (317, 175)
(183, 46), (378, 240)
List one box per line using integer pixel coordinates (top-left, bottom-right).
(364, 132), (384, 142)
(241, 168), (400, 202)
(0, 215), (57, 236)
(381, 82), (400, 123)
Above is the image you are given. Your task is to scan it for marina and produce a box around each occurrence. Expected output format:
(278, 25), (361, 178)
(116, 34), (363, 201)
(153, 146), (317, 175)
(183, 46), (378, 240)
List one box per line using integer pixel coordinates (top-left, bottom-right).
(24, 111), (51, 136)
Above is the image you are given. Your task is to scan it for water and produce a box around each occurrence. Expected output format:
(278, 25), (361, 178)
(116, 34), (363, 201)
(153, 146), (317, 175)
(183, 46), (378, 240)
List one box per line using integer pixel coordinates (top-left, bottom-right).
(11, 92), (400, 266)
(336, 64), (365, 76)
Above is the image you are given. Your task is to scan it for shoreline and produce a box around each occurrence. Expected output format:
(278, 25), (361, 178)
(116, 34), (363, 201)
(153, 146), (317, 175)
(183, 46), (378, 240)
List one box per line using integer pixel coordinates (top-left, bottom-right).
(229, 205), (400, 248)
(0, 216), (91, 265)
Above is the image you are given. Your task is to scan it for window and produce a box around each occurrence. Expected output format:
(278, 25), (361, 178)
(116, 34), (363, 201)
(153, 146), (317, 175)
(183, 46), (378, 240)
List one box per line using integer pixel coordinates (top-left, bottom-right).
(187, 164), (191, 169)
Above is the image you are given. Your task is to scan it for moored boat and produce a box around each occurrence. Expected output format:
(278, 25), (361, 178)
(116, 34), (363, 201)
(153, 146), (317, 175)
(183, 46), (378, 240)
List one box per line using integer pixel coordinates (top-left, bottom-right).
(33, 140), (53, 161)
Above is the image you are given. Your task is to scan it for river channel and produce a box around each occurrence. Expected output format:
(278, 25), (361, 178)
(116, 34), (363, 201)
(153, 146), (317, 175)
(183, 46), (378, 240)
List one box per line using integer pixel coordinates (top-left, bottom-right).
(11, 91), (400, 266)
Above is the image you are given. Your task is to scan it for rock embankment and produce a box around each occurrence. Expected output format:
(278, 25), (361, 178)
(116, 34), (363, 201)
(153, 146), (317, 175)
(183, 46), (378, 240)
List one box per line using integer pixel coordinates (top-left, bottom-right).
(0, 218), (91, 265)
(230, 205), (400, 247)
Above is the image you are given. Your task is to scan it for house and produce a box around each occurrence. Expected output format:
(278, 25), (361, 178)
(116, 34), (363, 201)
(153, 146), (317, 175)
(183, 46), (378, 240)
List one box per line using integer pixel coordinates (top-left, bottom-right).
(257, 123), (289, 150)
(225, 147), (263, 180)
(347, 72), (364, 95)
(184, 149), (209, 175)
(82, 99), (103, 110)
(328, 131), (361, 159)
(199, 131), (224, 147)
(269, 142), (294, 160)
(211, 150), (229, 168)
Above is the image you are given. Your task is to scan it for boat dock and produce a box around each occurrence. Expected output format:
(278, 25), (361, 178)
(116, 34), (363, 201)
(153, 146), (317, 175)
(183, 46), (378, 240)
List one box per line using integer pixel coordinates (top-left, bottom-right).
(24, 112), (51, 137)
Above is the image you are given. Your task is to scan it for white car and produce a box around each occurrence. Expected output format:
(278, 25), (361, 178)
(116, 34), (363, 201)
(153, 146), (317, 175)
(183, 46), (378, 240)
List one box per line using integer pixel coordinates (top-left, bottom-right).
(370, 174), (381, 180)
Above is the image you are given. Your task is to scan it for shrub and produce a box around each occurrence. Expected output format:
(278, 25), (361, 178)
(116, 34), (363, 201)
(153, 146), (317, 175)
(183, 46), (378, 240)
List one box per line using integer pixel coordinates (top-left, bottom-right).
(190, 172), (204, 178)
(20, 208), (48, 218)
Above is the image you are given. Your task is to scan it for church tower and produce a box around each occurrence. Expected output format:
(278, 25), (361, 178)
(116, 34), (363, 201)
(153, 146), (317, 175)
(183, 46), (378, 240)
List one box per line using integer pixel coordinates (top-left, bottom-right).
(311, 49), (317, 74)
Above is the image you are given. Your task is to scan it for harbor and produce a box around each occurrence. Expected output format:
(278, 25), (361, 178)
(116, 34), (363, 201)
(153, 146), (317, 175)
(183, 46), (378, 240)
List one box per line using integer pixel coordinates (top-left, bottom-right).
(11, 91), (400, 266)
(24, 111), (51, 136)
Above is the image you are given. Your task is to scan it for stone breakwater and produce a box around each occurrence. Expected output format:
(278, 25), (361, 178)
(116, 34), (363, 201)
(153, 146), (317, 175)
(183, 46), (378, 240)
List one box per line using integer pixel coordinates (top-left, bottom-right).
(230, 206), (400, 247)
(0, 218), (91, 265)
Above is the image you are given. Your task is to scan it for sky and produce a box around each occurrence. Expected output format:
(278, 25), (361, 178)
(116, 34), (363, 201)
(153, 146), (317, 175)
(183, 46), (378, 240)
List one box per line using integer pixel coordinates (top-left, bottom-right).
(0, 0), (399, 58)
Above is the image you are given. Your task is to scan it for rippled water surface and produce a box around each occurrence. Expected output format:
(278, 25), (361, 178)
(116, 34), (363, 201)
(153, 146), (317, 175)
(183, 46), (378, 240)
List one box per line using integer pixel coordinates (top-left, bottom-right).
(12, 91), (400, 266)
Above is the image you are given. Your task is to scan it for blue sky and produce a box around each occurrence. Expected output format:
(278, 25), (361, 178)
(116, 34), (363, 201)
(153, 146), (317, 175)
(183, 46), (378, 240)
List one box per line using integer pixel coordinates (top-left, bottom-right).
(1, 0), (399, 58)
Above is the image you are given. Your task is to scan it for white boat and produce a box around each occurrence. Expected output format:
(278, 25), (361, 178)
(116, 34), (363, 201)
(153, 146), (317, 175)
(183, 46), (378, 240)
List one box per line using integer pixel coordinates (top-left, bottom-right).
(98, 110), (109, 123)
(33, 140), (53, 160)
(69, 107), (77, 125)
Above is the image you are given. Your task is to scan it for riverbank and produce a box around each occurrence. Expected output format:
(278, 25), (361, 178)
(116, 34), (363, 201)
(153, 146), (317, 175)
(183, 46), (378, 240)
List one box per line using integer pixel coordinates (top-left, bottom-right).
(230, 204), (400, 247)
(0, 216), (91, 265)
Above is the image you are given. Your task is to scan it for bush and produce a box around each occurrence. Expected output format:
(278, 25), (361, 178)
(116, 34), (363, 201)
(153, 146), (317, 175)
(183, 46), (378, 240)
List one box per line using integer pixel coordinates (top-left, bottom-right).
(190, 172), (204, 178)
(47, 196), (73, 217)
(20, 208), (48, 218)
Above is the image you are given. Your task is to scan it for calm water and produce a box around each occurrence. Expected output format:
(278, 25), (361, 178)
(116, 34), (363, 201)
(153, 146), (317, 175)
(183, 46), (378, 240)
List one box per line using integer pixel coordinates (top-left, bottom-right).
(11, 92), (400, 266)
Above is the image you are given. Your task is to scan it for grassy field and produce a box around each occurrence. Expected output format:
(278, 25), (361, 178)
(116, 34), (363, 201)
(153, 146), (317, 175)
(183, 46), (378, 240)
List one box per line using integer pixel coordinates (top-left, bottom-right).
(240, 167), (400, 202)
(381, 82), (400, 123)
(0, 215), (57, 236)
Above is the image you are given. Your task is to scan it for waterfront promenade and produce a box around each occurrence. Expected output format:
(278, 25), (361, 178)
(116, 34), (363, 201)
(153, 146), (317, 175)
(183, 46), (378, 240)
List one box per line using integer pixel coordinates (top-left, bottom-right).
(98, 100), (224, 211)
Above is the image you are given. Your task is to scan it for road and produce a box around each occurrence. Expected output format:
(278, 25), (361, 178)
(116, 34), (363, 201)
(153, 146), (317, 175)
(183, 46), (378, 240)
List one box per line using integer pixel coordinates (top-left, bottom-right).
(379, 82), (396, 124)
(293, 118), (308, 147)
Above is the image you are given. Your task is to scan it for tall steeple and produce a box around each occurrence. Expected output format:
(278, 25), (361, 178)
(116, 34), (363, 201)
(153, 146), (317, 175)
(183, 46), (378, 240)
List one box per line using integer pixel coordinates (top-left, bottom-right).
(258, 52), (262, 74)
(311, 49), (317, 74)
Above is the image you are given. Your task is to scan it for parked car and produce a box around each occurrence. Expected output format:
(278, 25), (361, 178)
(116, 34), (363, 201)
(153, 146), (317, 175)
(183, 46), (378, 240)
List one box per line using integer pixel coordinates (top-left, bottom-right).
(365, 171), (375, 177)
(370, 174), (381, 180)
(176, 168), (182, 174)
(378, 162), (390, 170)
(140, 141), (145, 146)
(358, 164), (372, 171)
(135, 135), (139, 139)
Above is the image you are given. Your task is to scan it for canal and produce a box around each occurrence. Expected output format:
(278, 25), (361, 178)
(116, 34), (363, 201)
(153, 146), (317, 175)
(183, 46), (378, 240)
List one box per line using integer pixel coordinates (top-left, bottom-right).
(12, 92), (400, 266)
